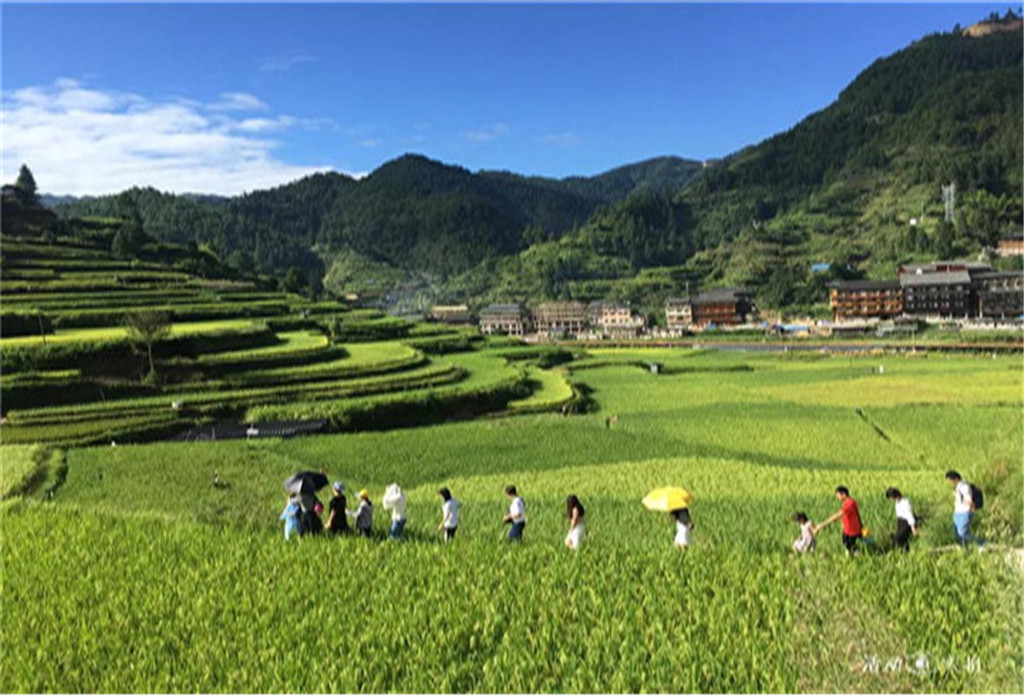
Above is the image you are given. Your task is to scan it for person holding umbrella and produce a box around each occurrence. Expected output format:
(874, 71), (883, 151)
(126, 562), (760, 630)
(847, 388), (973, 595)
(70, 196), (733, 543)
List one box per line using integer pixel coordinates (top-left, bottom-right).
(642, 487), (694, 549)
(283, 471), (329, 537)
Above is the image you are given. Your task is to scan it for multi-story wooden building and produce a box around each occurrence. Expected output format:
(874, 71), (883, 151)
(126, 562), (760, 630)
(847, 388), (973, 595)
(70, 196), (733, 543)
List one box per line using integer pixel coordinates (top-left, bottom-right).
(664, 297), (694, 333)
(587, 301), (645, 337)
(533, 301), (587, 336)
(691, 288), (756, 327)
(829, 280), (903, 321)
(478, 303), (532, 336)
(899, 270), (975, 318)
(976, 271), (1024, 318)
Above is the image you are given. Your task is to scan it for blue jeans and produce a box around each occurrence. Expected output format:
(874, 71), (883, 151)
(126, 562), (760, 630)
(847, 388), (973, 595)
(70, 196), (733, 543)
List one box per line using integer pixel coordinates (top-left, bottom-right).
(389, 519), (406, 540)
(953, 512), (977, 546)
(508, 521), (525, 542)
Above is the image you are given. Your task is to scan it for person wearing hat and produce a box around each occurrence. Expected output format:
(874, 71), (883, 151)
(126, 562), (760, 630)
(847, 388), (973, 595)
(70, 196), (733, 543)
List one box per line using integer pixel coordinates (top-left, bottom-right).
(347, 489), (374, 537)
(325, 481), (350, 535)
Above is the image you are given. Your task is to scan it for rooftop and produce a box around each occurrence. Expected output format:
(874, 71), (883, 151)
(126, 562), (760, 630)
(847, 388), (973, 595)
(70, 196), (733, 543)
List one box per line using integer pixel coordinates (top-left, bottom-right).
(899, 270), (973, 287)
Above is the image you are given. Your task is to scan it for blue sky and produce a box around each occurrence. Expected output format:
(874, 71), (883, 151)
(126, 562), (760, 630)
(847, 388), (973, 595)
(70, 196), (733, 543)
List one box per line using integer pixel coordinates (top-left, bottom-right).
(2, 3), (1017, 195)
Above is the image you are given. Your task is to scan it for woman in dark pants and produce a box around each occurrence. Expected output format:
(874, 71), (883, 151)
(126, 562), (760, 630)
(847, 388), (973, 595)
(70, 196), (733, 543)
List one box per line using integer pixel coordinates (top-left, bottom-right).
(885, 487), (918, 551)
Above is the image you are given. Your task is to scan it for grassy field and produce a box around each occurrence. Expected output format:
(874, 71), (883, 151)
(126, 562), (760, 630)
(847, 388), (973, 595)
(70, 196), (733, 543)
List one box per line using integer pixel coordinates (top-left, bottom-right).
(0, 318), (259, 347)
(1, 350), (1021, 693)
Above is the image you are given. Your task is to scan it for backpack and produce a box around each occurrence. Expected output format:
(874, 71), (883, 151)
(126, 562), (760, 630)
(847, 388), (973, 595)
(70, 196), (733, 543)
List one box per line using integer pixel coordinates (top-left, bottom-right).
(970, 484), (984, 511)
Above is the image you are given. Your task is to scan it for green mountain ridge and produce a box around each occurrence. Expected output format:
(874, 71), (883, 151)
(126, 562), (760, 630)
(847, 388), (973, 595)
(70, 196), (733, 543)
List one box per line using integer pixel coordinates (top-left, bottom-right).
(46, 21), (1024, 315)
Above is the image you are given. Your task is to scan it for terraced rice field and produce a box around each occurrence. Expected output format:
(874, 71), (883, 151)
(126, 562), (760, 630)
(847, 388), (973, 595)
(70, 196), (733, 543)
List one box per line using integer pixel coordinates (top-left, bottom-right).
(2, 350), (1020, 693)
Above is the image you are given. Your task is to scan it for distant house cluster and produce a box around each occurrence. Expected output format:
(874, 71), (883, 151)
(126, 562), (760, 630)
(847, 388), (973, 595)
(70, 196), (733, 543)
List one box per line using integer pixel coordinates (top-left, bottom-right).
(477, 300), (647, 339)
(829, 261), (1024, 322)
(461, 288), (756, 339)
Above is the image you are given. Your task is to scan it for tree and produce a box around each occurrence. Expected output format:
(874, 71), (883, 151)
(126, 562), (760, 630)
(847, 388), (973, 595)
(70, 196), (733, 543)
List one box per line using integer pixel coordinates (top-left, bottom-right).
(14, 164), (38, 206)
(111, 228), (138, 258)
(125, 311), (171, 381)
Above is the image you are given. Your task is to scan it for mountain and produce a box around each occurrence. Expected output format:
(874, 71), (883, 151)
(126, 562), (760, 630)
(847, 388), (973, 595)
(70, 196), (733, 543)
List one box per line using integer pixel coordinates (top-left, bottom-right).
(674, 23), (1023, 308)
(449, 20), (1023, 314)
(53, 154), (702, 290)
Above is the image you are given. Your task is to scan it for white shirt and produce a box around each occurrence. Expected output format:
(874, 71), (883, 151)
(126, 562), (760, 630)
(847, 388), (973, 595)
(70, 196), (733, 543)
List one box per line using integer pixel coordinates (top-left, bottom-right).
(442, 499), (459, 529)
(509, 496), (526, 523)
(894, 498), (916, 527)
(954, 481), (973, 514)
(383, 484), (407, 521)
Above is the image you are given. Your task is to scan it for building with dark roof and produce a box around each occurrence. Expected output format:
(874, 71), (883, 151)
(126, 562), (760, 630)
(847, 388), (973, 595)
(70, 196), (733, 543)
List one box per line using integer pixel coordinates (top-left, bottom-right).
(976, 271), (1024, 318)
(899, 269), (975, 317)
(691, 288), (756, 327)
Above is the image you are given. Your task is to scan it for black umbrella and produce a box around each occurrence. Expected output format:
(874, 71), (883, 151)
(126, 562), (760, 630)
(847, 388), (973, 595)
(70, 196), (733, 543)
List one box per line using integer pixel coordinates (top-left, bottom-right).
(283, 471), (329, 496)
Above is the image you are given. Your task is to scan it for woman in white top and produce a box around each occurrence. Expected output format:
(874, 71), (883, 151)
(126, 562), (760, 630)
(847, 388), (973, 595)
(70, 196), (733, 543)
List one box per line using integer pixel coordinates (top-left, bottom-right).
(672, 507), (693, 549)
(502, 485), (526, 542)
(885, 487), (917, 552)
(437, 487), (459, 543)
(564, 495), (586, 549)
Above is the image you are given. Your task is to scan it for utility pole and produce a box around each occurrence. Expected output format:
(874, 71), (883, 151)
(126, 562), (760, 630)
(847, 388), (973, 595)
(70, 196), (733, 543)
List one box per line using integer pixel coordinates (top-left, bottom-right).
(942, 183), (956, 223)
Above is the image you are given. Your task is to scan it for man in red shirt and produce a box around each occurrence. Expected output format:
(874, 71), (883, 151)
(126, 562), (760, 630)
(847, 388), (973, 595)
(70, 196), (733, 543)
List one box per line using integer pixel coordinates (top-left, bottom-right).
(815, 486), (863, 555)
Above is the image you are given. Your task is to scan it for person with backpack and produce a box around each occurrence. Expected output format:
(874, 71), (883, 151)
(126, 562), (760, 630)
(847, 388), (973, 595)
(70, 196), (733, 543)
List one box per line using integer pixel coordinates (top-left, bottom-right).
(884, 488), (917, 552)
(945, 470), (983, 548)
(814, 486), (863, 555)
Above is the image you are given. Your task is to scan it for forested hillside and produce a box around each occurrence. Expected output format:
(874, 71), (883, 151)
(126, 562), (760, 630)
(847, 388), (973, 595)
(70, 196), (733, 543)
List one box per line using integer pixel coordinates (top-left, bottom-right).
(54, 155), (702, 292)
(447, 22), (1023, 315)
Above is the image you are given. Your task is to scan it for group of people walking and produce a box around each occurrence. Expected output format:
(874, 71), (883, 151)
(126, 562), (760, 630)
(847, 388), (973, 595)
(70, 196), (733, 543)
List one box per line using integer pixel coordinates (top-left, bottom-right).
(791, 470), (984, 555)
(280, 470), (983, 552)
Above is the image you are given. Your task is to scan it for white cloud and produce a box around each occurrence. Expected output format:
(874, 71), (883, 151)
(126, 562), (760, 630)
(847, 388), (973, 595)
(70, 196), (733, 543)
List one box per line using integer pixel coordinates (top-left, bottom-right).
(207, 91), (269, 112)
(1, 79), (336, 196)
(259, 51), (315, 73)
(464, 122), (510, 142)
(538, 132), (583, 148)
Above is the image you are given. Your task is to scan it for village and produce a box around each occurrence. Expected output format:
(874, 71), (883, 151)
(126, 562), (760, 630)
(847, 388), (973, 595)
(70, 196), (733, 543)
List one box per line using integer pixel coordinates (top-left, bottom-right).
(427, 251), (1024, 341)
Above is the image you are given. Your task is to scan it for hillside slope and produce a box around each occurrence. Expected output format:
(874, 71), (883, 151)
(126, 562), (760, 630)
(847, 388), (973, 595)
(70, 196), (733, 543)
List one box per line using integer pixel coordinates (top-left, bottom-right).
(447, 23), (1023, 314)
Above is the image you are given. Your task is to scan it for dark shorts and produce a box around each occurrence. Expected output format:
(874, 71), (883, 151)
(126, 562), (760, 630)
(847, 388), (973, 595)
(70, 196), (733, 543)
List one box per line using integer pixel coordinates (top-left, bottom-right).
(358, 527), (372, 538)
(444, 527), (457, 542)
(893, 518), (912, 551)
(842, 533), (860, 554)
(508, 521), (526, 542)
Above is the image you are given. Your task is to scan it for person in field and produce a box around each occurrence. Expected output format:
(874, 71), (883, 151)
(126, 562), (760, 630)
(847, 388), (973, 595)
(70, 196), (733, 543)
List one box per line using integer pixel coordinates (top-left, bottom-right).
(791, 512), (816, 553)
(815, 486), (862, 555)
(280, 494), (301, 541)
(672, 507), (693, 549)
(945, 470), (982, 547)
(325, 481), (350, 535)
(502, 485), (526, 542)
(564, 494), (586, 549)
(347, 489), (374, 537)
(884, 487), (917, 552)
(383, 483), (408, 541)
(437, 487), (459, 543)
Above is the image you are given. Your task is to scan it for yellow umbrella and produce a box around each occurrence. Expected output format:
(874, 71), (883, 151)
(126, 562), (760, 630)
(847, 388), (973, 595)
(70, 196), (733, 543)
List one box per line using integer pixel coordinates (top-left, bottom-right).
(642, 487), (693, 512)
